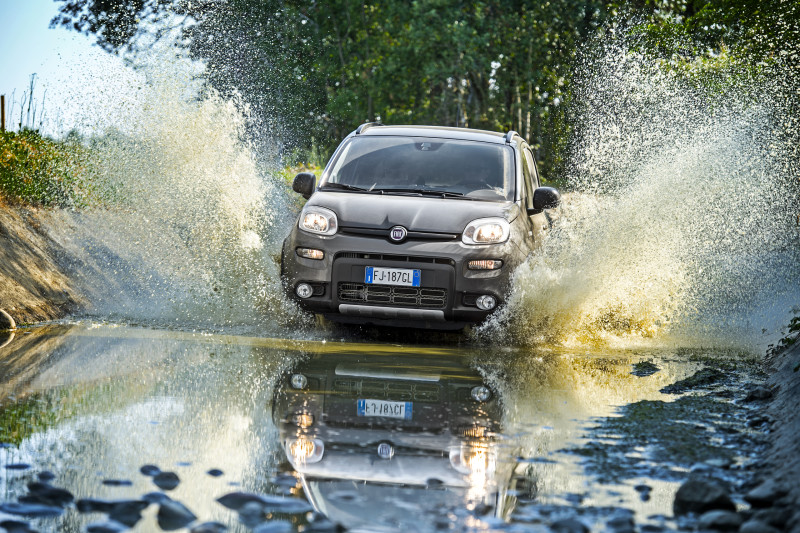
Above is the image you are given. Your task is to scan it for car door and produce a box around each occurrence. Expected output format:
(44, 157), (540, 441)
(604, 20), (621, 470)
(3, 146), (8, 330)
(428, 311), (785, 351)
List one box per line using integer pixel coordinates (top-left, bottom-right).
(521, 145), (549, 248)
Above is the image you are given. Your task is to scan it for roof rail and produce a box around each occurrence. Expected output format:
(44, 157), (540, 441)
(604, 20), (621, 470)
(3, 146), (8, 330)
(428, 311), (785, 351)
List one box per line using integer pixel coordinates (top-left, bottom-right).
(356, 122), (384, 134)
(504, 130), (519, 144)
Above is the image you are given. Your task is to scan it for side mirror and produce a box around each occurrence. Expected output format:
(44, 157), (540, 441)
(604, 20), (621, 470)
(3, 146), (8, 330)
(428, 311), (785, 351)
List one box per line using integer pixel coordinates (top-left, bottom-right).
(528, 187), (561, 215)
(292, 172), (316, 200)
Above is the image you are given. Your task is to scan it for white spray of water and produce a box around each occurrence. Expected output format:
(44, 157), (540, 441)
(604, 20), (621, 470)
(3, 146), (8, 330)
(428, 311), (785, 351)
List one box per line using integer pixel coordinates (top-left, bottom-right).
(42, 49), (305, 332)
(480, 44), (800, 349)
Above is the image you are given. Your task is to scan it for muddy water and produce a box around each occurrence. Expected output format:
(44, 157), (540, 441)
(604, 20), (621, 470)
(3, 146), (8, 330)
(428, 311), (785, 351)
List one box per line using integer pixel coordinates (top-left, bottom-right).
(0, 324), (767, 532)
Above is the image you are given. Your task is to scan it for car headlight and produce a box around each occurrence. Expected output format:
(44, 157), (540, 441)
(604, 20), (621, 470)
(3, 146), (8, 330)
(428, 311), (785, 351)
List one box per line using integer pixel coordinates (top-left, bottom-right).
(299, 206), (338, 236)
(462, 217), (510, 244)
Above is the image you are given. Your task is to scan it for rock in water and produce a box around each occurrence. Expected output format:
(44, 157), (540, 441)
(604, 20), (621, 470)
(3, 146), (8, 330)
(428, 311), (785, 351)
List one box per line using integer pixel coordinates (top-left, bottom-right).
(0, 520), (37, 533)
(190, 522), (228, 533)
(673, 479), (735, 516)
(739, 519), (782, 533)
(139, 464), (161, 476)
(0, 502), (64, 518)
(744, 480), (789, 508)
(550, 517), (589, 533)
(24, 482), (74, 507)
(86, 520), (128, 533)
(698, 510), (743, 531)
(252, 521), (293, 533)
(153, 471), (180, 491)
(157, 500), (197, 531)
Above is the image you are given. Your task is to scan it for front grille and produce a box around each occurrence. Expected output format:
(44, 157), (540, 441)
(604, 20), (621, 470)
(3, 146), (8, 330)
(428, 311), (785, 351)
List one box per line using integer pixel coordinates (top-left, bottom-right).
(335, 252), (455, 266)
(333, 379), (441, 402)
(338, 282), (447, 309)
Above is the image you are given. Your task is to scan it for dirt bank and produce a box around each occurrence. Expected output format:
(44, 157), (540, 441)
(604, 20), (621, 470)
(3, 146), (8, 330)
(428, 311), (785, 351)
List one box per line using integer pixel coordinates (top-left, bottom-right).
(761, 340), (800, 531)
(0, 204), (85, 325)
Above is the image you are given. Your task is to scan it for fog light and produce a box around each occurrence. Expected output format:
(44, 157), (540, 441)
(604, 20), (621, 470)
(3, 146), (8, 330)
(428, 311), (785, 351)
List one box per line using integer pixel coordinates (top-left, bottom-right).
(468, 259), (503, 270)
(471, 386), (492, 402)
(475, 295), (497, 311)
(290, 373), (308, 389)
(288, 437), (324, 464)
(296, 247), (324, 260)
(295, 283), (313, 299)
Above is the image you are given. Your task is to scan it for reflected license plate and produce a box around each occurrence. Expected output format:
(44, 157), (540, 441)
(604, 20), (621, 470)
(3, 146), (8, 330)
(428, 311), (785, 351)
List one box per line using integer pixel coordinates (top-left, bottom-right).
(365, 266), (421, 287)
(357, 399), (412, 420)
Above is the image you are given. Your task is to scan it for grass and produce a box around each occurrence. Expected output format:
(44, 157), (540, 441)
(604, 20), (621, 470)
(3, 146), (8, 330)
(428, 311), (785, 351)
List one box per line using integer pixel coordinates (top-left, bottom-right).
(0, 129), (100, 208)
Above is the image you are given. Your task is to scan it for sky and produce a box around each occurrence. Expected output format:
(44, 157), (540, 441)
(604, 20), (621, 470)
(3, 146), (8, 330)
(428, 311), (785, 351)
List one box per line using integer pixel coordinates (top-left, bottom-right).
(0, 0), (136, 134)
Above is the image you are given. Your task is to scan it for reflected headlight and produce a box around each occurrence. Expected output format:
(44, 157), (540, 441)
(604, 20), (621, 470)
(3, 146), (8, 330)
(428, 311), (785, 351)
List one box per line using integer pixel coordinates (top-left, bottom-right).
(449, 444), (495, 475)
(299, 206), (338, 236)
(462, 217), (510, 244)
(287, 437), (324, 464)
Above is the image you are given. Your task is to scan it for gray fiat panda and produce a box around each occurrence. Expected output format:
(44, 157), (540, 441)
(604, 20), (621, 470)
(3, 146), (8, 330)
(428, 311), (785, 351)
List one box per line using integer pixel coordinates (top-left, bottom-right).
(280, 124), (560, 329)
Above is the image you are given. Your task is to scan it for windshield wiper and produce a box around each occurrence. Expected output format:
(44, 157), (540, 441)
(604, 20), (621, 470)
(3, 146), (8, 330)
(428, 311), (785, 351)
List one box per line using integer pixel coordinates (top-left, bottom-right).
(372, 188), (471, 199)
(319, 182), (374, 192)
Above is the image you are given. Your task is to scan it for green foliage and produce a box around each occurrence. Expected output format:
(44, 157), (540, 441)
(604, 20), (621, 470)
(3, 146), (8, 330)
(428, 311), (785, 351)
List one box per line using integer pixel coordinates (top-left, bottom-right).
(0, 129), (101, 207)
(51, 0), (800, 183)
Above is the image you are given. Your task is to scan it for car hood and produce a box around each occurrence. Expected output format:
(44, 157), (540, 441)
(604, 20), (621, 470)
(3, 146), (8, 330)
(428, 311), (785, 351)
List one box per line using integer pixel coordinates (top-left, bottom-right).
(307, 191), (519, 234)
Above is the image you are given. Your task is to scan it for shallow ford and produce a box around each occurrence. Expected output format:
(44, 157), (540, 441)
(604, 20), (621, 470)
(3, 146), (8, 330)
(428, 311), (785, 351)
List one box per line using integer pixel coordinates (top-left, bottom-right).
(280, 124), (560, 329)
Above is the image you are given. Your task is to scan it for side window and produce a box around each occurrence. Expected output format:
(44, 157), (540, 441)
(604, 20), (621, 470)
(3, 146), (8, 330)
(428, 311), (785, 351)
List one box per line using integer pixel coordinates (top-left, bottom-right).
(521, 147), (536, 209)
(528, 149), (541, 188)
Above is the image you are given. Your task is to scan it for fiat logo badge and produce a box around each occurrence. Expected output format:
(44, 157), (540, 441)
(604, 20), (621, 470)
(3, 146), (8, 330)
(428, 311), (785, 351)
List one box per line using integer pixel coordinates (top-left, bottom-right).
(389, 226), (408, 243)
(377, 442), (394, 459)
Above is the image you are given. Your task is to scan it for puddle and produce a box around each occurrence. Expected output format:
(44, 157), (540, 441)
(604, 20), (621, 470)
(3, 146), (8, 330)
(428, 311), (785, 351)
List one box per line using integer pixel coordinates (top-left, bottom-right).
(0, 324), (768, 531)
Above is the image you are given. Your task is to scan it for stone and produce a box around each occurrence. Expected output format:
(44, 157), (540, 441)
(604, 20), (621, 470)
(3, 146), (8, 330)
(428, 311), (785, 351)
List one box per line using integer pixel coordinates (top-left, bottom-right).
(697, 510), (743, 530)
(744, 480), (789, 508)
(0, 520), (37, 533)
(108, 500), (150, 527)
(157, 500), (197, 531)
(549, 518), (589, 533)
(661, 368), (724, 394)
(606, 510), (635, 533)
(23, 482), (74, 507)
(153, 471), (180, 491)
(0, 309), (16, 330)
(238, 501), (267, 528)
(86, 520), (128, 533)
(102, 479), (133, 487)
(139, 464), (161, 476)
(631, 360), (660, 377)
(36, 471), (55, 482)
(751, 508), (792, 529)
(4, 463), (31, 471)
(673, 478), (735, 516)
(141, 492), (171, 504)
(189, 522), (228, 533)
(745, 386), (773, 402)
(252, 521), (293, 533)
(0, 502), (64, 518)
(739, 519), (782, 533)
(76, 498), (149, 525)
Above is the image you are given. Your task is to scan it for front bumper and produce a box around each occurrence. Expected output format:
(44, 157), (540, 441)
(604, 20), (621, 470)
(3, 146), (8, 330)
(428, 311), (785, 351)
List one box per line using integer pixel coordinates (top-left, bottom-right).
(281, 228), (522, 328)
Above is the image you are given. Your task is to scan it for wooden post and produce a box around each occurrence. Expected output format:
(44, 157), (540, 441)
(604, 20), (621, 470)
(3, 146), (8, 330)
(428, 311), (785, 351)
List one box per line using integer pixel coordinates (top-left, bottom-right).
(1, 94), (5, 132)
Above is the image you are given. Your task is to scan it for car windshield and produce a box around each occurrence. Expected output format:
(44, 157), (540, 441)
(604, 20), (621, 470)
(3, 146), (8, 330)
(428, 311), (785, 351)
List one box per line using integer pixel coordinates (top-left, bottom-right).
(321, 136), (515, 201)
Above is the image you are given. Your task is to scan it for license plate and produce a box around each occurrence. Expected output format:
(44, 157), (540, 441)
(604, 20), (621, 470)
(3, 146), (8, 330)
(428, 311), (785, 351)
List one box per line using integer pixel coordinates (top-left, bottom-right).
(365, 267), (421, 287)
(357, 399), (412, 420)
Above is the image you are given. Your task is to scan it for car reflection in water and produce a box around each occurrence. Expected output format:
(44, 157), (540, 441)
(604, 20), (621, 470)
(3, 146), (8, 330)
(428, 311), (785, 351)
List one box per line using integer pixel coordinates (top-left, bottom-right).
(272, 350), (518, 531)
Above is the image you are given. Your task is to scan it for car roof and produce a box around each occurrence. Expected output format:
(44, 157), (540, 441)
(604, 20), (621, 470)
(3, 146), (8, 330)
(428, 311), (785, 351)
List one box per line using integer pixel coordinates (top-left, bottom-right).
(353, 124), (512, 145)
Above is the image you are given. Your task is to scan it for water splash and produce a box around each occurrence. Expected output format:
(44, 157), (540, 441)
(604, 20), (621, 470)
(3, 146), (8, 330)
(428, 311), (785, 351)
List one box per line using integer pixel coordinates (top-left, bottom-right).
(480, 42), (800, 349)
(40, 49), (305, 333)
